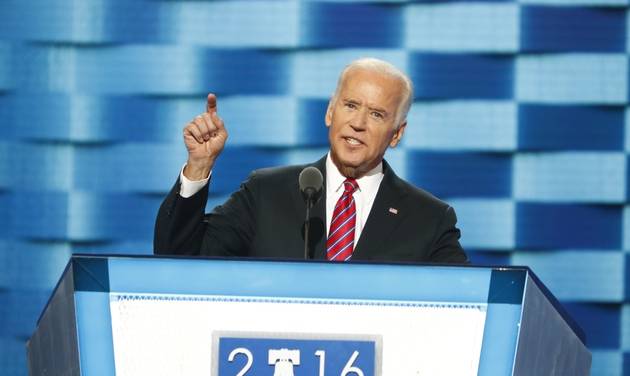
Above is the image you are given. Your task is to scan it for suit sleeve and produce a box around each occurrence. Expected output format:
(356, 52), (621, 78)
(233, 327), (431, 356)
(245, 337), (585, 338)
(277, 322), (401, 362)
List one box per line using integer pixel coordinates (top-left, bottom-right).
(428, 205), (469, 264)
(154, 173), (258, 257)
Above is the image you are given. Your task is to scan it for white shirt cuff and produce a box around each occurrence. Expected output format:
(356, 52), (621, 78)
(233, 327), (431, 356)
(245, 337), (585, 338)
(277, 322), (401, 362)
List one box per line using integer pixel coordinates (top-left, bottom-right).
(179, 164), (211, 198)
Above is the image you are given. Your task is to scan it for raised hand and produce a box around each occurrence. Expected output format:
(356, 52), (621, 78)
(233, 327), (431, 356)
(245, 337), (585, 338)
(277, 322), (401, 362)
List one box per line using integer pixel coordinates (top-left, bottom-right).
(182, 93), (228, 180)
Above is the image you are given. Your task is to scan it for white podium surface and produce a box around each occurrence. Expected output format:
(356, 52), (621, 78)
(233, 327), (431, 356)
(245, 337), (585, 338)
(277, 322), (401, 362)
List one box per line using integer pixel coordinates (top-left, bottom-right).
(110, 294), (486, 375)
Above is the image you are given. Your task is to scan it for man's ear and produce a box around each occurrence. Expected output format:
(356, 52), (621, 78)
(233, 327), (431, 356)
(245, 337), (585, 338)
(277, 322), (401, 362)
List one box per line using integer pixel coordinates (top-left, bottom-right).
(325, 99), (334, 127)
(389, 120), (407, 148)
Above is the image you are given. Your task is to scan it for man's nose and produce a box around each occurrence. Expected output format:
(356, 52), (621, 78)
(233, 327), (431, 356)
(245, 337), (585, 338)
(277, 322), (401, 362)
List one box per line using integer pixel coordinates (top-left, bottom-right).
(350, 110), (368, 130)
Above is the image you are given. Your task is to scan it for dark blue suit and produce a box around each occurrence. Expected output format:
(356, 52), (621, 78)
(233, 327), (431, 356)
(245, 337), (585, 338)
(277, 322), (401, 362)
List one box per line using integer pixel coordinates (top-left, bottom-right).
(154, 156), (467, 264)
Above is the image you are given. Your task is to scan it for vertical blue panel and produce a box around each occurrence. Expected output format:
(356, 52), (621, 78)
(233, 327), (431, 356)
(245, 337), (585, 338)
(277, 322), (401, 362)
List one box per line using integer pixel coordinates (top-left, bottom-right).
(624, 254), (630, 301)
(160, 1), (299, 47)
(623, 352), (630, 376)
(0, 194), (9, 239)
(0, 338), (27, 375)
(521, 6), (626, 52)
(203, 50), (291, 95)
(14, 143), (73, 190)
(514, 152), (626, 203)
(0, 42), (11, 91)
(0, 97), (13, 141)
(516, 203), (622, 249)
(0, 242), (70, 290)
(12, 192), (69, 240)
(448, 199), (515, 250)
(470, 252), (512, 266)
(70, 241), (154, 257)
(0, 290), (51, 337)
(297, 99), (330, 147)
(219, 96), (297, 146)
(11, 94), (180, 143)
(73, 144), (187, 194)
(518, 105), (624, 151)
(292, 49), (407, 98)
(104, 1), (163, 43)
(410, 53), (515, 99)
(0, 142), (9, 192)
(301, 3), (402, 47)
(73, 194), (160, 242)
(513, 251), (624, 302)
(407, 152), (513, 198)
(591, 350), (622, 376)
(211, 147), (285, 194)
(0, 0), (97, 42)
(73, 45), (204, 95)
(405, 101), (517, 151)
(12, 94), (75, 141)
(405, 3), (518, 52)
(563, 303), (620, 348)
(516, 54), (627, 104)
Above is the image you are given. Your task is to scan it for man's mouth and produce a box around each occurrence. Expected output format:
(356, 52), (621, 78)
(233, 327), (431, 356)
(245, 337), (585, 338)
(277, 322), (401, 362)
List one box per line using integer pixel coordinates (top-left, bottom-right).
(343, 137), (363, 146)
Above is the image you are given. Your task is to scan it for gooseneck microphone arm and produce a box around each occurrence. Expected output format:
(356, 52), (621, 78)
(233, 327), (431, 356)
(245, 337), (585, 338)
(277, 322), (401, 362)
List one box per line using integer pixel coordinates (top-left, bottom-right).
(299, 167), (324, 260)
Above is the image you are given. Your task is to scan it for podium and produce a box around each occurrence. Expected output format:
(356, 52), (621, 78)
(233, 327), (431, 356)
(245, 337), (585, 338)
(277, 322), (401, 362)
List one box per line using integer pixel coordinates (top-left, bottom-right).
(27, 255), (590, 375)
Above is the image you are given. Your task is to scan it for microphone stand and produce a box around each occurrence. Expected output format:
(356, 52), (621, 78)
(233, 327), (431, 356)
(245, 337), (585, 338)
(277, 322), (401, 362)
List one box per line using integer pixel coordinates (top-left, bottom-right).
(299, 166), (323, 260)
(303, 191), (314, 260)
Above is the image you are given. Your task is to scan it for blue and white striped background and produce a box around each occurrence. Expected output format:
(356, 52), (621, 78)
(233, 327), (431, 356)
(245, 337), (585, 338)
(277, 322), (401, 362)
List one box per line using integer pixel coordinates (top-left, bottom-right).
(0, 1), (627, 374)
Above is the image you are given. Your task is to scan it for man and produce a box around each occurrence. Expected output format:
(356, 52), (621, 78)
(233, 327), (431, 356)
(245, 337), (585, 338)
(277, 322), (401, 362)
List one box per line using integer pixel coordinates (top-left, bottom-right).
(154, 58), (467, 264)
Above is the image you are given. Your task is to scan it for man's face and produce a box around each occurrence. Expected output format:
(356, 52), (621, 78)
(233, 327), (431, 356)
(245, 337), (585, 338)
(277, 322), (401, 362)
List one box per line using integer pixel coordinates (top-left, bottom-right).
(325, 68), (407, 178)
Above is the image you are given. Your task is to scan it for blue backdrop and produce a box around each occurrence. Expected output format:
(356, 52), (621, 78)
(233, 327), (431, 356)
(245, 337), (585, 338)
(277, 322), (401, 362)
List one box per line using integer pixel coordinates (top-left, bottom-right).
(0, 0), (627, 375)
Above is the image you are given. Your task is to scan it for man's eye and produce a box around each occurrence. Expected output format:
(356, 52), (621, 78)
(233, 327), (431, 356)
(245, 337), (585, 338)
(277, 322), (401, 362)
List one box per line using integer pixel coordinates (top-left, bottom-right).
(371, 112), (384, 119)
(345, 102), (357, 109)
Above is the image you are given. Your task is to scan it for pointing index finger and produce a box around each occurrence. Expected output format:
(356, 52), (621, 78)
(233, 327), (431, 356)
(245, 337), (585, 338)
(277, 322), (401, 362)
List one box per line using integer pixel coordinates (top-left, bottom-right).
(206, 93), (218, 114)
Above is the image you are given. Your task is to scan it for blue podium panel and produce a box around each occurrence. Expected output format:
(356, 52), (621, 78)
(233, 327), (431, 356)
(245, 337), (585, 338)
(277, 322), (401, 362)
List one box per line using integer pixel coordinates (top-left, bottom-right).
(27, 255), (590, 376)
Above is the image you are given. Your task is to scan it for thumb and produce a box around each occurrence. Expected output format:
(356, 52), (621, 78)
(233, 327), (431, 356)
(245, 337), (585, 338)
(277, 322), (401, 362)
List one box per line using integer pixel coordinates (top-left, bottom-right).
(206, 93), (218, 114)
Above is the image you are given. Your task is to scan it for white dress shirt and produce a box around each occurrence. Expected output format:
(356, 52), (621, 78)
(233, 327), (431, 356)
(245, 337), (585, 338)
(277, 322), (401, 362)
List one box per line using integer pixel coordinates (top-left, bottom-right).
(179, 154), (385, 243)
(325, 153), (384, 242)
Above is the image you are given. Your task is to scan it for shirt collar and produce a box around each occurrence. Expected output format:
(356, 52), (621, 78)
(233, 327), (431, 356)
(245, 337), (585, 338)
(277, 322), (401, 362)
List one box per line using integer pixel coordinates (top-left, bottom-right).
(325, 152), (384, 194)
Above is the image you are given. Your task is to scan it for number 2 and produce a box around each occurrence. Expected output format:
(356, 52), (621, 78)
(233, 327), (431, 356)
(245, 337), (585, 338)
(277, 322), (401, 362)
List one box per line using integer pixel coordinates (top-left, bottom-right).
(228, 347), (253, 376)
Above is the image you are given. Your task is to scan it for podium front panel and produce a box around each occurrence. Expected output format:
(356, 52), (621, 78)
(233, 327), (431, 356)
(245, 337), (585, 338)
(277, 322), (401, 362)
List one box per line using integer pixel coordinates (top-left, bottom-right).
(27, 255), (584, 375)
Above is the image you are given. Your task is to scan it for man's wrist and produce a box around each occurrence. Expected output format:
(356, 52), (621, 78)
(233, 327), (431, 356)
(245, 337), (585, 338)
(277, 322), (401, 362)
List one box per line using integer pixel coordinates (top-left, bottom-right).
(183, 161), (212, 181)
(180, 163), (211, 198)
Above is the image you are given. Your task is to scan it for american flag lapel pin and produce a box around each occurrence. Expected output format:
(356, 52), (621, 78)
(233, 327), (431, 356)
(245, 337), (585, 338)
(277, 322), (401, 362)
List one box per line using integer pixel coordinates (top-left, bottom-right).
(389, 207), (398, 215)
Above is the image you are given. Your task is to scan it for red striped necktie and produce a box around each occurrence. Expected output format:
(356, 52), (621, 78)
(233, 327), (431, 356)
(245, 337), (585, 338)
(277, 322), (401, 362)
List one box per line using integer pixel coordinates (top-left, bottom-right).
(327, 178), (359, 261)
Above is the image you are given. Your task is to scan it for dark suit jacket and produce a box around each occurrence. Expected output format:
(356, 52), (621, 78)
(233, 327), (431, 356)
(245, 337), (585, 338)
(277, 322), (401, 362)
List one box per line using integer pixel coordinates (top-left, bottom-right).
(154, 156), (467, 264)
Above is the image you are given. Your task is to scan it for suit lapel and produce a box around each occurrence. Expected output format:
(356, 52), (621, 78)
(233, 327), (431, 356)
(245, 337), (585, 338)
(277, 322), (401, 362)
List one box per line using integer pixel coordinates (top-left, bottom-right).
(353, 160), (407, 260)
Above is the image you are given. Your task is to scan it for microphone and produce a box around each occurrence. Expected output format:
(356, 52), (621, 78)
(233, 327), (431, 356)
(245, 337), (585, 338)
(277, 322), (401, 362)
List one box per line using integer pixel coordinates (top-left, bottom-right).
(299, 167), (323, 259)
(299, 167), (324, 204)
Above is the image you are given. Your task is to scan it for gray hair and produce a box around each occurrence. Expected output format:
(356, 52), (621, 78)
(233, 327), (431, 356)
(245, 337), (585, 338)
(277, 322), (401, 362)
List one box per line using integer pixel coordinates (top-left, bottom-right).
(332, 58), (414, 127)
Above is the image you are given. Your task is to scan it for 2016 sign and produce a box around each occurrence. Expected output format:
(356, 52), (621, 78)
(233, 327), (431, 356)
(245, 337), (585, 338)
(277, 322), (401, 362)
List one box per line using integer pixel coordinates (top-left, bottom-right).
(216, 337), (377, 376)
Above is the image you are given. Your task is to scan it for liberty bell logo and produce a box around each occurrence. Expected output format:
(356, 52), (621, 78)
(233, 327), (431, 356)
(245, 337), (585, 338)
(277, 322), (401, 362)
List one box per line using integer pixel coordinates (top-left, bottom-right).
(268, 348), (300, 376)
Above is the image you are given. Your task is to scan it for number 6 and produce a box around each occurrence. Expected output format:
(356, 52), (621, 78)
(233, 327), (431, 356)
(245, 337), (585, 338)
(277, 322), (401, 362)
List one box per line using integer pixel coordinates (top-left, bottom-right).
(341, 351), (364, 376)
